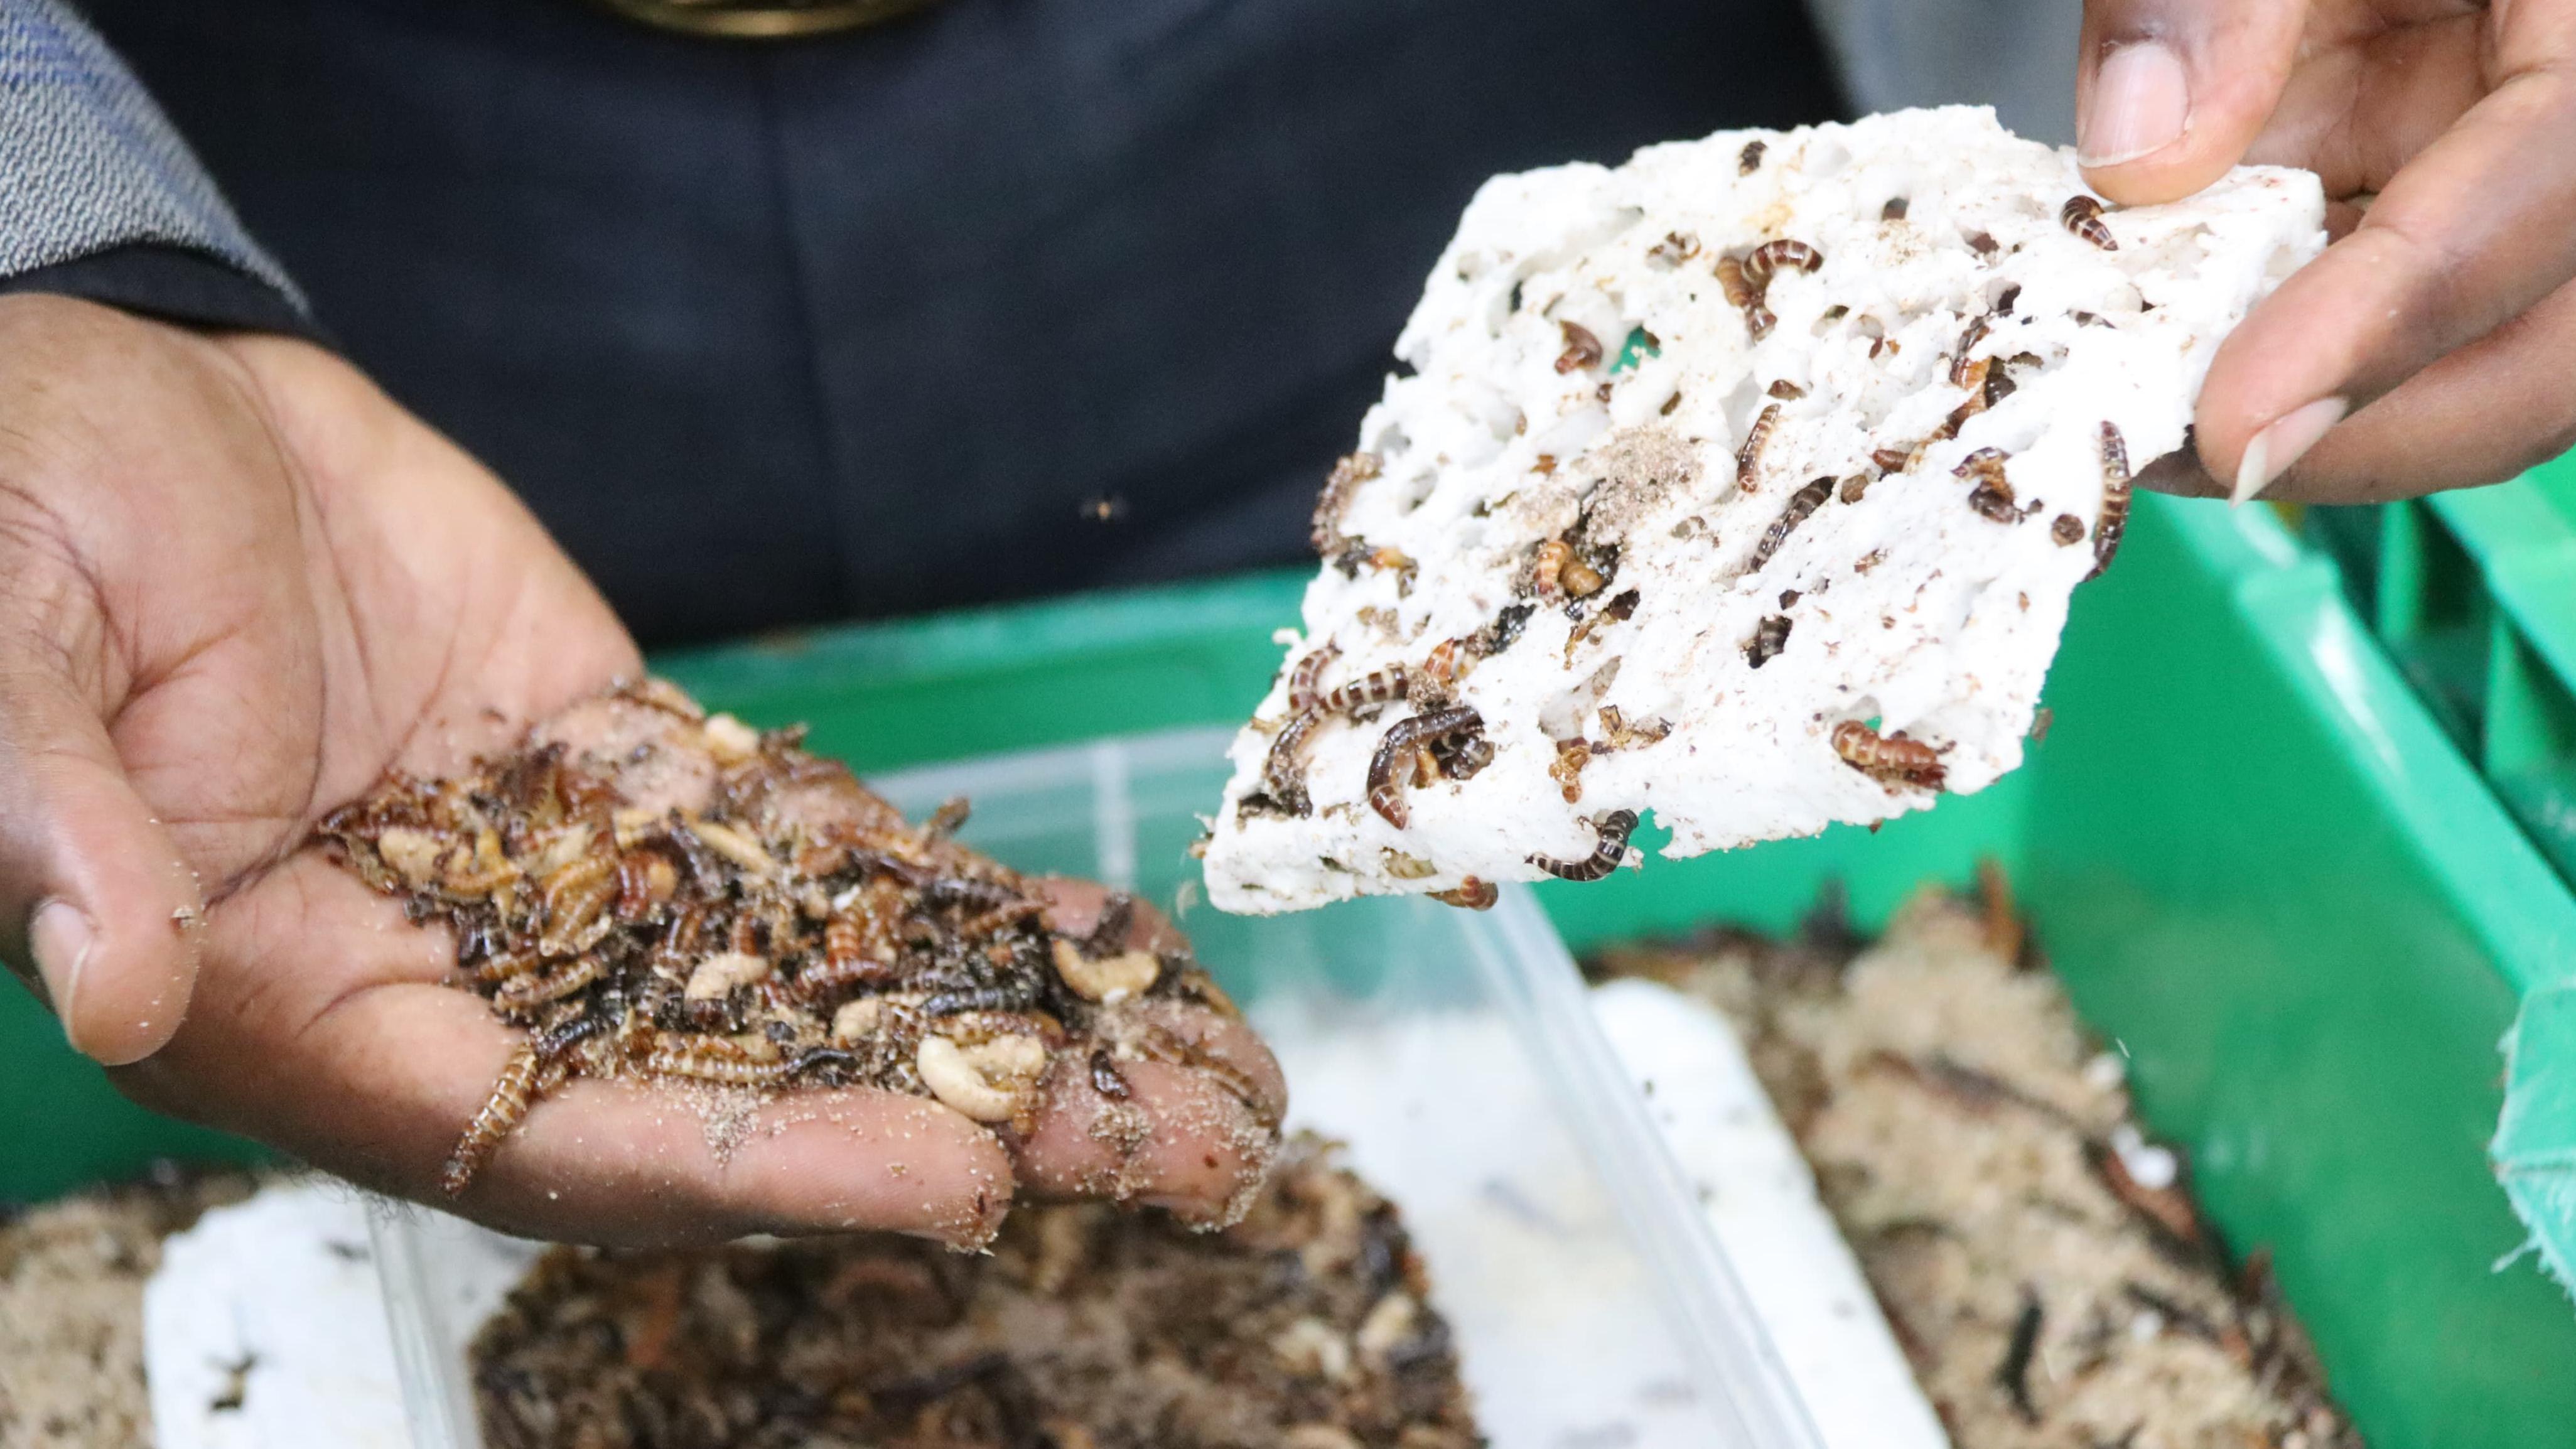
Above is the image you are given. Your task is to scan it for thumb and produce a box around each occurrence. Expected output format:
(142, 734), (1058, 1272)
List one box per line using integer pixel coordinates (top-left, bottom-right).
(0, 655), (205, 1065)
(2078, 0), (2310, 203)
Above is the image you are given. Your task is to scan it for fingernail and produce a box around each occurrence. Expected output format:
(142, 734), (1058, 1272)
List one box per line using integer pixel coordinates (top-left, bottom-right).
(2233, 398), (2349, 505)
(30, 899), (94, 1040)
(2080, 41), (2191, 166)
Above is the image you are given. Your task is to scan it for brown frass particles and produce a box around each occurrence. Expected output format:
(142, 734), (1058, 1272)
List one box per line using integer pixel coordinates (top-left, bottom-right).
(1589, 883), (2364, 1449)
(470, 1134), (1478, 1449)
(315, 679), (1264, 1198)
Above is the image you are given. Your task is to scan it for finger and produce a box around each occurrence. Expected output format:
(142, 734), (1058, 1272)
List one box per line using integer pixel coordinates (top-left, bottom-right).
(2198, 17), (2576, 502)
(2078, 0), (2310, 201)
(117, 854), (1014, 1248)
(2233, 270), (2576, 502)
(0, 646), (205, 1065)
(2245, 12), (2487, 199)
(1013, 1001), (1288, 1225)
(1035, 875), (1190, 954)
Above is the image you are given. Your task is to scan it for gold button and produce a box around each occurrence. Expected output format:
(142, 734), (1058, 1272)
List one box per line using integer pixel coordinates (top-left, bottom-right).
(588, 0), (946, 38)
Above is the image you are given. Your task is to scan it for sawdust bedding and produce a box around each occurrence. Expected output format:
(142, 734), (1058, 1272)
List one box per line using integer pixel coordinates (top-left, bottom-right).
(1590, 883), (2363, 1449)
(0, 1165), (261, 1449)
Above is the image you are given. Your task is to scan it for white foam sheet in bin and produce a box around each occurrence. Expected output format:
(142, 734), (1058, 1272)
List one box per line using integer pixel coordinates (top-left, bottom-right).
(175, 727), (1931, 1448)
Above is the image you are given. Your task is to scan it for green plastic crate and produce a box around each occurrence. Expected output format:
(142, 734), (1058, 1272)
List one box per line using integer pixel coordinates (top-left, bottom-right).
(5, 488), (2573, 1445)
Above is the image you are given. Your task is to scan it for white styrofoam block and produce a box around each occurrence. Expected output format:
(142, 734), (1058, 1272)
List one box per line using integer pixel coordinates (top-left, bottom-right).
(1209, 107), (2324, 912)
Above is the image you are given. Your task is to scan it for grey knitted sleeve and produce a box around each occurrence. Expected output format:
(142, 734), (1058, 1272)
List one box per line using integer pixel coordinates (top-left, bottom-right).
(0, 0), (305, 315)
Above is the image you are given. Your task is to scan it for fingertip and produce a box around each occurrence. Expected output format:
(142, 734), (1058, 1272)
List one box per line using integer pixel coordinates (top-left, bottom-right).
(45, 855), (206, 1067)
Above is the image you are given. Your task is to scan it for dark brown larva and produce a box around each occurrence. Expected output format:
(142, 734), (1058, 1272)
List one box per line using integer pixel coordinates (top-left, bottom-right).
(1286, 644), (1340, 715)
(1430, 876), (1500, 910)
(1260, 708), (1325, 817)
(1738, 139), (1767, 175)
(1311, 452), (1379, 559)
(1555, 321), (1604, 375)
(1089, 1047), (1131, 1101)
(1527, 809), (1640, 883)
(1736, 402), (1782, 492)
(1745, 613), (1793, 669)
(1742, 240), (1824, 287)
(1750, 476), (1835, 571)
(1951, 317), (1990, 388)
(2090, 420), (2132, 579)
(1320, 665), (1410, 716)
(1882, 197), (1910, 221)
(2061, 195), (2118, 250)
(1767, 379), (1806, 400)
(1870, 446), (1914, 475)
(613, 849), (677, 922)
(796, 913), (898, 1001)
(1952, 447), (2009, 487)
(1366, 706), (1484, 828)
(494, 952), (605, 1015)
(1831, 720), (1947, 792)
(1838, 474), (1873, 505)
(1431, 732), (1495, 781)
(1967, 479), (2022, 524)
(2052, 513), (2087, 546)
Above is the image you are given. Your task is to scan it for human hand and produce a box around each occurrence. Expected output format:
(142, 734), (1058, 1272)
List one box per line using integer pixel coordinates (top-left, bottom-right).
(2077, 0), (2576, 502)
(0, 296), (1280, 1246)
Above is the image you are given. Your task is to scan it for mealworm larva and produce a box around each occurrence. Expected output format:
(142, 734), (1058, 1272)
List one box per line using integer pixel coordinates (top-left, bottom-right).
(795, 916), (899, 1001)
(1560, 554), (1606, 599)
(1646, 230), (1701, 266)
(1259, 708), (1325, 817)
(1555, 321), (1604, 374)
(645, 1033), (795, 1087)
(1951, 316), (1990, 387)
(687, 818), (776, 876)
(2062, 195), (2118, 250)
(2090, 420), (2131, 579)
(470, 949), (541, 988)
(1312, 452), (1379, 559)
(1716, 256), (1774, 340)
(495, 952), (606, 1013)
(1286, 644), (1340, 715)
(441, 1040), (549, 1197)
(958, 899), (1048, 938)
(1967, 478), (2022, 524)
(1431, 732), (1495, 780)
(1430, 877), (1499, 910)
(1953, 447), (2010, 485)
(1736, 402), (1782, 491)
(1745, 614), (1793, 669)
(1882, 197), (1910, 221)
(613, 849), (677, 922)
(1738, 139), (1767, 175)
(1870, 446), (1915, 475)
(1838, 474), (1873, 505)
(1527, 809), (1639, 883)
(1750, 476), (1835, 571)
(1767, 379), (1806, 400)
(1742, 240), (1824, 287)
(921, 796), (973, 840)
(1831, 719), (1948, 792)
(2052, 513), (2088, 546)
(1320, 664), (1411, 715)
(1531, 539), (1573, 596)
(1366, 706), (1484, 828)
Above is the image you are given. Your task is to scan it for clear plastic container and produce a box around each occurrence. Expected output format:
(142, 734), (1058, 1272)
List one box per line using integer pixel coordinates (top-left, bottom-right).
(371, 726), (1823, 1448)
